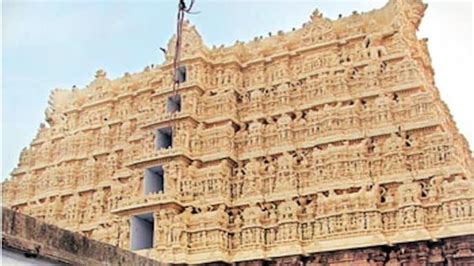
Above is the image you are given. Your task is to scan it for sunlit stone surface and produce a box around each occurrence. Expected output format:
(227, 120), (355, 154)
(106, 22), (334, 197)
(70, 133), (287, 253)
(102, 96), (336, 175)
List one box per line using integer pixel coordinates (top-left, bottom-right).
(3, 0), (473, 264)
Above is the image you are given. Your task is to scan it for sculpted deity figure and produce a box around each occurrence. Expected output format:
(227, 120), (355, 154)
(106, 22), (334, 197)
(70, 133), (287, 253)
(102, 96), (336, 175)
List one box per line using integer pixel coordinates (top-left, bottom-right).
(196, 122), (205, 133)
(118, 100), (132, 119)
(106, 152), (118, 177)
(384, 133), (404, 153)
(90, 189), (106, 220)
(155, 209), (170, 245)
(248, 120), (263, 147)
(62, 163), (77, 189)
(23, 172), (36, 198)
(429, 246), (444, 264)
(360, 184), (380, 209)
(84, 157), (96, 186)
(175, 128), (190, 150)
(249, 88), (263, 103)
(264, 157), (277, 177)
(235, 122), (247, 139)
(66, 193), (80, 222)
(375, 93), (392, 110)
(380, 185), (394, 205)
(71, 131), (82, 156)
(39, 141), (51, 165)
(179, 207), (193, 226)
(170, 214), (185, 246)
(190, 130), (202, 154)
(233, 212), (243, 228)
(110, 184), (124, 210)
(386, 250), (400, 266)
(277, 113), (292, 129)
(248, 120), (263, 135)
(306, 109), (319, 122)
(144, 131), (156, 152)
(164, 162), (179, 194)
(278, 198), (299, 221)
(316, 191), (333, 215)
(304, 197), (317, 218)
(294, 111), (307, 127)
(188, 161), (200, 178)
(311, 146), (324, 164)
(262, 120), (275, 138)
(397, 179), (421, 206)
(85, 132), (95, 153)
(353, 139), (368, 159)
(51, 197), (64, 221)
(275, 152), (296, 191)
(365, 62), (380, 87)
(91, 110), (102, 125)
(232, 162), (245, 197)
(243, 203), (263, 226)
(215, 204), (229, 226)
(119, 120), (131, 144)
(278, 152), (294, 172)
(296, 150), (310, 169)
(243, 162), (261, 197)
(426, 175), (444, 199)
(219, 160), (231, 178)
(131, 170), (144, 196)
(56, 165), (67, 189)
(37, 169), (51, 192)
(276, 83), (290, 105)
(245, 158), (261, 177)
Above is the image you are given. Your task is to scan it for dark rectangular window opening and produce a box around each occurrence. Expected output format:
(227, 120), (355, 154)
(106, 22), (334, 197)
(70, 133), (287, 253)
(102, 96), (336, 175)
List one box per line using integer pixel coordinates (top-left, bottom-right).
(130, 213), (154, 250)
(175, 66), (187, 84)
(167, 95), (181, 113)
(156, 127), (173, 150)
(144, 166), (164, 195)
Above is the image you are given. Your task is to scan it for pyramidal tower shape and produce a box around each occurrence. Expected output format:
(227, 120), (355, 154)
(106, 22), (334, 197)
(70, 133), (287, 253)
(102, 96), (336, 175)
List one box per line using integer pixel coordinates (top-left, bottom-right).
(3, 0), (473, 264)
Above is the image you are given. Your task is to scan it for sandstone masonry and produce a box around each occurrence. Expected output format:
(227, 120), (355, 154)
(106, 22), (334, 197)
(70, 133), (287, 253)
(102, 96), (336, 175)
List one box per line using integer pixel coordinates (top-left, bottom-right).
(2, 0), (474, 264)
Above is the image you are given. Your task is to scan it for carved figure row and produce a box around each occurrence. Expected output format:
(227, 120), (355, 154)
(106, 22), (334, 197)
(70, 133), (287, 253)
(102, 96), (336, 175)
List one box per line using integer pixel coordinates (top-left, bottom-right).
(34, 51), (420, 150)
(239, 57), (421, 117)
(17, 54), (424, 171)
(149, 176), (473, 253)
(236, 91), (436, 152)
(6, 127), (462, 207)
(17, 189), (112, 226)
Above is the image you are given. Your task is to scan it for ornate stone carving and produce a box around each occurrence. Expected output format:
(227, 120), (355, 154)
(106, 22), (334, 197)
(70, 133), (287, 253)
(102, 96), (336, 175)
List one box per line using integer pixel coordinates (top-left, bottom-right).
(3, 1), (473, 265)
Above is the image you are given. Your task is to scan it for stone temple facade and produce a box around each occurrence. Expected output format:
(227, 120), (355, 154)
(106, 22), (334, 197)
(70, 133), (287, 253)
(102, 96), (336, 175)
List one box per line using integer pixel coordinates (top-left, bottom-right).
(3, 0), (474, 264)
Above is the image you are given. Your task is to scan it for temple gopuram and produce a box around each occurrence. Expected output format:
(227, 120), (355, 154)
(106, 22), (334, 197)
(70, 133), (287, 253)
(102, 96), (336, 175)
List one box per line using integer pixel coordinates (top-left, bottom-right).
(3, 0), (474, 265)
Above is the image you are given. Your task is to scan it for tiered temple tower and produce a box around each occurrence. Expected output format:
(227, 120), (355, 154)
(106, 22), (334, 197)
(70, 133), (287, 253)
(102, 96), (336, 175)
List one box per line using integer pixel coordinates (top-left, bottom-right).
(3, 0), (474, 264)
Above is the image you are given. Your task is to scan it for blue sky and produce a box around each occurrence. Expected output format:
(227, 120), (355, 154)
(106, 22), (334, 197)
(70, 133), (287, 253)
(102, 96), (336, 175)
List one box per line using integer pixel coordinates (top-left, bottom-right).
(2, 1), (472, 180)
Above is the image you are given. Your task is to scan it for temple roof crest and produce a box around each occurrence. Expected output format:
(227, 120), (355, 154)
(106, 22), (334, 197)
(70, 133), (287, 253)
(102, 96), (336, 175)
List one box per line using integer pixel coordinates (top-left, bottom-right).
(301, 8), (336, 44)
(166, 20), (206, 62)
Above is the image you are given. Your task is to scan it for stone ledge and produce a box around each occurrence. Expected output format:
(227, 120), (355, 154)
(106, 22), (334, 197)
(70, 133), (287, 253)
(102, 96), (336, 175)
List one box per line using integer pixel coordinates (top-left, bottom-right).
(212, 235), (474, 266)
(1, 207), (166, 266)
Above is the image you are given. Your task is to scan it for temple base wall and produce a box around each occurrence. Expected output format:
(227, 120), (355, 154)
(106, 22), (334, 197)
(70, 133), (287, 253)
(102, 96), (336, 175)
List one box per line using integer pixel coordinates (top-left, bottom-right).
(198, 235), (474, 266)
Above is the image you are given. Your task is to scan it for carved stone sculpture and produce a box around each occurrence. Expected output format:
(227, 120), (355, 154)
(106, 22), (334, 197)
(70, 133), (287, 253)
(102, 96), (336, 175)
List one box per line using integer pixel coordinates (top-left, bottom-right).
(3, 1), (474, 265)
